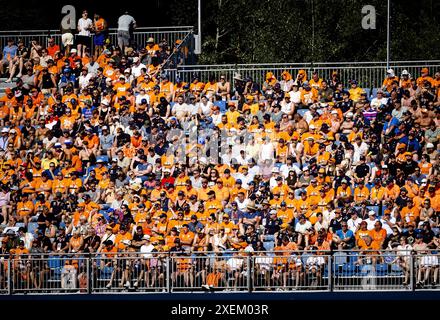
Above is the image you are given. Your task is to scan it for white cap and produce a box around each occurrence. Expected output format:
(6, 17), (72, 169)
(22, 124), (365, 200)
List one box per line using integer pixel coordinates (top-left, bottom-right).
(102, 126), (109, 130)
(387, 68), (394, 74)
(124, 68), (131, 74)
(163, 168), (171, 172)
(426, 143), (434, 148)
(70, 48), (77, 53)
(302, 166), (309, 171)
(346, 112), (354, 117)
(270, 210), (278, 215)
(1, 128), (9, 133)
(133, 57), (140, 63)
(271, 167), (280, 173)
(199, 157), (207, 164)
(401, 69), (409, 75)
(421, 178), (428, 185)
(10, 129), (16, 133)
(96, 159), (104, 163)
(309, 124), (316, 129)
(143, 234), (151, 240)
(331, 110), (338, 115)
(368, 210), (376, 216)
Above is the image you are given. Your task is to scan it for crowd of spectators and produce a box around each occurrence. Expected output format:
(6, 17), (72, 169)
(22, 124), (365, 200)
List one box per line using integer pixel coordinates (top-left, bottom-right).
(0, 15), (438, 288)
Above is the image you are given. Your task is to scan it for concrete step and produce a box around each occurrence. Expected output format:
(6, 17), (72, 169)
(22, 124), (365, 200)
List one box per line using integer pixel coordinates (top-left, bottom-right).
(0, 78), (18, 94)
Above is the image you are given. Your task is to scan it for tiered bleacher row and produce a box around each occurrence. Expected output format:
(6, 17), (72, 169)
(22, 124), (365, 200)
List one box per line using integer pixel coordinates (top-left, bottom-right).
(0, 11), (438, 293)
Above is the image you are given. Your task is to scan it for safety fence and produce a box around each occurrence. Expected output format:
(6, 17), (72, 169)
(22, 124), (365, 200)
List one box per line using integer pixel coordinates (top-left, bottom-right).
(0, 26), (194, 60)
(164, 60), (440, 89)
(1, 250), (439, 294)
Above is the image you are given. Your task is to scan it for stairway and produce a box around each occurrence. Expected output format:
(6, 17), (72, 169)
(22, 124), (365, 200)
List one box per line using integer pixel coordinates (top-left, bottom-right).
(0, 78), (17, 94)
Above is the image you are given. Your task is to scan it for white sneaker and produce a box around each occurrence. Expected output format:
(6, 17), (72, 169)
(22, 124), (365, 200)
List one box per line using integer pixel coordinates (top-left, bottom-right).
(133, 281), (138, 287)
(106, 283), (111, 289)
(4, 79), (11, 83)
(124, 281), (130, 287)
(16, 73), (22, 78)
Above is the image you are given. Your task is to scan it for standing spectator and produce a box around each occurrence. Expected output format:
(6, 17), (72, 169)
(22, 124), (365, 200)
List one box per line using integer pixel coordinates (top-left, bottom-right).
(117, 11), (136, 54)
(93, 13), (108, 59)
(77, 10), (93, 58)
(61, 16), (75, 56)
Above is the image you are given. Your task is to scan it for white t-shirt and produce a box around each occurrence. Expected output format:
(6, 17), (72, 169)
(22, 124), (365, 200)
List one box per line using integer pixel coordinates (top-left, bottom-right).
(136, 93), (150, 106)
(118, 15), (136, 32)
(289, 90), (301, 104)
(173, 103), (189, 119)
(140, 243), (155, 258)
(85, 62), (99, 76)
(197, 101), (213, 116)
(260, 142), (274, 161)
(353, 142), (369, 163)
(295, 221), (312, 234)
(280, 163), (302, 177)
(78, 18), (93, 36)
(280, 101), (294, 114)
(380, 217), (396, 235)
(235, 198), (249, 212)
(347, 217), (362, 233)
(364, 218), (378, 231)
(131, 63), (146, 78)
(79, 73), (92, 90)
(227, 257), (244, 271)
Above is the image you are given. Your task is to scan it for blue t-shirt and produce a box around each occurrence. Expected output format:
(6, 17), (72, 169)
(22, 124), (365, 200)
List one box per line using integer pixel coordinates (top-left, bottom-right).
(336, 229), (354, 240)
(3, 45), (18, 60)
(382, 117), (399, 135)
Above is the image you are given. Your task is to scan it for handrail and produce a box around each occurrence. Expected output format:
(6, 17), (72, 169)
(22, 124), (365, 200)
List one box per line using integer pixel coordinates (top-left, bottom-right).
(178, 60), (440, 68)
(0, 26), (194, 34)
(161, 30), (194, 70)
(1, 249), (437, 257)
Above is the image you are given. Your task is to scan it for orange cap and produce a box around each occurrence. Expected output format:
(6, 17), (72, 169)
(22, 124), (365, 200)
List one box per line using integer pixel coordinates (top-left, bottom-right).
(421, 67), (429, 73)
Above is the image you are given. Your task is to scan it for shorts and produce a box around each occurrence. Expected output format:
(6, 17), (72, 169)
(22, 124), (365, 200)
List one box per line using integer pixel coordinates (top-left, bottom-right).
(62, 33), (74, 46)
(421, 255), (439, 267)
(76, 35), (91, 46)
(94, 32), (106, 46)
(117, 30), (130, 46)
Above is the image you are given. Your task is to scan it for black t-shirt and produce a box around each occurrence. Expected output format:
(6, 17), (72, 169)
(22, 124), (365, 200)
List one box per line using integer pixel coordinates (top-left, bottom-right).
(115, 132), (131, 147)
(399, 160), (418, 176)
(84, 235), (101, 251)
(395, 195), (409, 208)
(54, 235), (69, 251)
(329, 218), (344, 233)
(265, 218), (282, 235)
(355, 163), (370, 178)
(402, 230), (416, 245)
(422, 229), (435, 244)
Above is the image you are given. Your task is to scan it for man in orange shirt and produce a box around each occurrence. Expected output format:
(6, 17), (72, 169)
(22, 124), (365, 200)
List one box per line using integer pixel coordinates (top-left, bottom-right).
(83, 128), (100, 156)
(179, 224), (195, 251)
(384, 178), (400, 202)
(369, 221), (387, 249)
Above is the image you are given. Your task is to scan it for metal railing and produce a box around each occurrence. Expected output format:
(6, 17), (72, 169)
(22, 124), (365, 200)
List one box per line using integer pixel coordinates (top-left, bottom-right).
(0, 26), (194, 57)
(0, 250), (438, 294)
(91, 253), (168, 293)
(171, 61), (440, 88)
